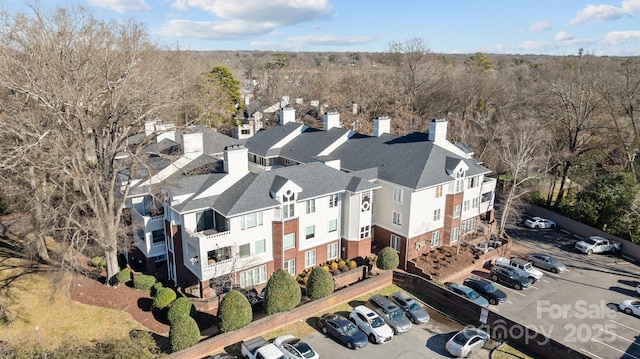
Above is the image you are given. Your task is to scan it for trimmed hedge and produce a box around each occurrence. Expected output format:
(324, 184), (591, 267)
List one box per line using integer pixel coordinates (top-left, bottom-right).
(168, 297), (194, 324)
(133, 275), (156, 291)
(263, 269), (301, 314)
(169, 316), (200, 352)
(153, 287), (177, 309)
(306, 266), (334, 299)
(151, 282), (163, 296)
(377, 246), (400, 270)
(115, 268), (131, 284)
(217, 290), (253, 332)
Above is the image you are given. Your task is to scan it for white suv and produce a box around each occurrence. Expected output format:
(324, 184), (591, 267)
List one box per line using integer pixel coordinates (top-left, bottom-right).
(349, 305), (394, 344)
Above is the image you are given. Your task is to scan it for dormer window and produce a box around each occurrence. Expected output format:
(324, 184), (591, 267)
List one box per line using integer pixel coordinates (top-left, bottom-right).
(283, 190), (295, 202)
(454, 169), (465, 193)
(361, 191), (371, 212)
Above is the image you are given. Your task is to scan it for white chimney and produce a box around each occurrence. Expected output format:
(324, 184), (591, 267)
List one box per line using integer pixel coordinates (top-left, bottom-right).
(373, 117), (391, 137)
(224, 145), (249, 174)
(144, 119), (159, 136)
(429, 118), (448, 142)
(280, 107), (296, 126)
(323, 112), (340, 131)
(183, 132), (204, 154)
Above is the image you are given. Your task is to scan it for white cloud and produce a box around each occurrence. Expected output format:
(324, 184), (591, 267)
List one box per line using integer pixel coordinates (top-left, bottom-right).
(170, 0), (332, 25)
(528, 20), (552, 32)
(251, 34), (373, 51)
(570, 0), (640, 25)
(555, 31), (574, 41)
(88, 0), (151, 13)
(603, 30), (640, 45)
(156, 19), (274, 39)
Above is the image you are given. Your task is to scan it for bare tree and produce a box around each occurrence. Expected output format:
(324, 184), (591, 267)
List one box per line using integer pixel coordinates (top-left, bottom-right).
(0, 6), (186, 282)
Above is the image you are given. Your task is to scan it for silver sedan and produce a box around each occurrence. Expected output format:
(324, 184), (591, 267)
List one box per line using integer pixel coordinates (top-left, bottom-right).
(524, 253), (567, 273)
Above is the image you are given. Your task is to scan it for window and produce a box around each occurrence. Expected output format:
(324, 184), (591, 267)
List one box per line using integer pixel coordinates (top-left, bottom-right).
(196, 209), (214, 232)
(390, 234), (400, 252)
(392, 211), (402, 226)
(305, 225), (315, 240)
(393, 188), (404, 203)
(329, 194), (339, 208)
(305, 249), (316, 267)
(360, 225), (370, 239)
(468, 176), (479, 188)
(239, 243), (250, 258)
(151, 229), (165, 244)
(241, 128), (251, 135)
(306, 199), (316, 214)
(328, 219), (338, 233)
(451, 227), (460, 243)
(239, 265), (267, 288)
(255, 239), (266, 254)
(481, 192), (492, 203)
(433, 208), (441, 222)
(453, 204), (461, 219)
(207, 246), (232, 264)
(284, 259), (296, 275)
(435, 185), (443, 198)
(431, 231), (440, 247)
(463, 200), (470, 212)
(462, 218), (476, 233)
(472, 197), (479, 209)
(327, 243), (338, 260)
(240, 212), (263, 230)
(454, 170), (465, 193)
(361, 191), (371, 212)
(283, 203), (295, 219)
(283, 233), (296, 249)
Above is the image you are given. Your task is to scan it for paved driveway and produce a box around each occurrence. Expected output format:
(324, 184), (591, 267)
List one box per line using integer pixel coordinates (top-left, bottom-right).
(302, 309), (492, 359)
(494, 224), (640, 359)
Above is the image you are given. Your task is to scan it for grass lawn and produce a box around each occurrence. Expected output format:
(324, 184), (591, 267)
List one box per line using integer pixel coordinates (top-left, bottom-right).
(492, 343), (536, 359)
(0, 256), (143, 350)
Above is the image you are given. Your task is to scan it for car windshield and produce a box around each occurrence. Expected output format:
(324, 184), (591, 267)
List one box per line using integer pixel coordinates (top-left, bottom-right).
(452, 331), (473, 345)
(292, 342), (315, 358)
(467, 290), (479, 299)
(371, 316), (385, 328)
(408, 302), (422, 311)
(482, 283), (497, 293)
(583, 238), (598, 245)
(344, 322), (360, 336)
(546, 256), (557, 263)
(390, 309), (405, 321)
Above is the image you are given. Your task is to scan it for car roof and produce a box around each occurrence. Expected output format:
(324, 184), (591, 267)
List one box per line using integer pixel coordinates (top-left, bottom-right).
(447, 282), (473, 293)
(464, 277), (490, 286)
(392, 291), (412, 300)
(354, 305), (379, 318)
(494, 264), (518, 273)
(510, 257), (528, 265)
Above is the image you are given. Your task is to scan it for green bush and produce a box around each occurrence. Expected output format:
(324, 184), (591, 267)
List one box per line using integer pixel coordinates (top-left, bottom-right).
(133, 274), (156, 291)
(306, 266), (334, 299)
(217, 290), (253, 332)
(115, 268), (131, 284)
(376, 246), (400, 270)
(153, 287), (177, 309)
(168, 297), (195, 324)
(90, 256), (106, 269)
(169, 316), (200, 352)
(263, 269), (301, 315)
(151, 281), (163, 296)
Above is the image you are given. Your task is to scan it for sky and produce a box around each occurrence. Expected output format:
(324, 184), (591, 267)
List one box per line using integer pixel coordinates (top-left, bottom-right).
(3, 0), (640, 56)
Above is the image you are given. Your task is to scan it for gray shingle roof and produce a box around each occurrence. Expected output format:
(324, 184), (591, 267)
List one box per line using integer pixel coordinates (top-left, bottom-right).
(279, 127), (350, 163)
(213, 162), (379, 217)
(244, 122), (304, 157)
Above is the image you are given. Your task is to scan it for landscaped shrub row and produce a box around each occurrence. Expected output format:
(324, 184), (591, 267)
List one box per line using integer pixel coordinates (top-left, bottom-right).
(153, 287), (177, 309)
(116, 267), (131, 284)
(305, 266), (334, 299)
(133, 274), (156, 291)
(169, 316), (200, 352)
(263, 269), (301, 315)
(217, 290), (252, 333)
(168, 297), (195, 324)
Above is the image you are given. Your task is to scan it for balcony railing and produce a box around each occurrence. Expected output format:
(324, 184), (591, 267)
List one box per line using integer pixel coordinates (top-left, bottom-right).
(152, 240), (166, 247)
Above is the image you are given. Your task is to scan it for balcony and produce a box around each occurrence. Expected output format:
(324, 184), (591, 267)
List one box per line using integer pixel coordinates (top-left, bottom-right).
(186, 228), (231, 242)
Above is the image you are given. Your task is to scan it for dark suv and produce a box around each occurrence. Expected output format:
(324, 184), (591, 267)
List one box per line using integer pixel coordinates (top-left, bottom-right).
(463, 277), (508, 305)
(490, 264), (531, 290)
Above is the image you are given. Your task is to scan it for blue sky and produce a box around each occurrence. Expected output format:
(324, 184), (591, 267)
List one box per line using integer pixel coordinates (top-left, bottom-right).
(4, 0), (640, 55)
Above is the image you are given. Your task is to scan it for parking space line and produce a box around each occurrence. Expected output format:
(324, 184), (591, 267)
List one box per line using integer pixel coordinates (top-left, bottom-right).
(610, 320), (640, 334)
(592, 338), (640, 359)
(540, 279), (550, 283)
(529, 285), (539, 290)
(498, 286), (526, 297)
(601, 329), (640, 347)
(580, 348), (604, 359)
(505, 300), (514, 304)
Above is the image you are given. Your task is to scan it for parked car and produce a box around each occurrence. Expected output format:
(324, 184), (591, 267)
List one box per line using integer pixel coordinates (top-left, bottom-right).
(620, 299), (640, 316)
(365, 294), (413, 334)
(349, 305), (394, 344)
(445, 327), (490, 358)
(524, 253), (567, 273)
(463, 277), (507, 305)
(273, 335), (320, 359)
(444, 282), (490, 307)
(490, 264), (532, 290)
(494, 256), (544, 283)
(524, 216), (556, 229)
(636, 284), (640, 296)
(389, 291), (430, 324)
(318, 313), (368, 350)
(575, 235), (621, 255)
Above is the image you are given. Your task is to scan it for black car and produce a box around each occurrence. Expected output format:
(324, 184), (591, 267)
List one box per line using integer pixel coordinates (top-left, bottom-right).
(318, 313), (368, 350)
(463, 277), (507, 305)
(490, 264), (531, 290)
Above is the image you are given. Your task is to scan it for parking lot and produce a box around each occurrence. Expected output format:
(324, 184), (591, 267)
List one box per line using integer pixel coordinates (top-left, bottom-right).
(485, 224), (640, 359)
(302, 308), (492, 359)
